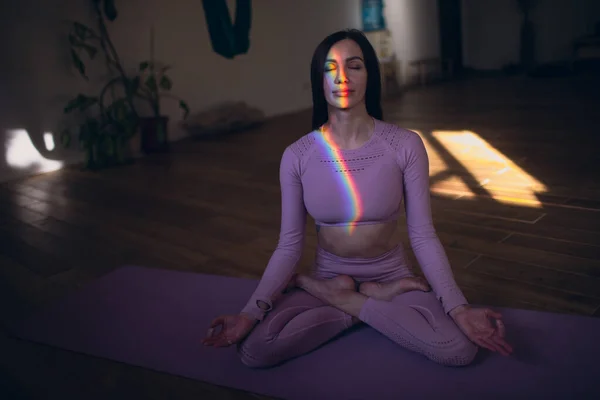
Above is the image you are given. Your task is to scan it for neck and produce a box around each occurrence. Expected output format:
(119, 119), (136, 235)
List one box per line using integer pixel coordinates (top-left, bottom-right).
(325, 105), (373, 142)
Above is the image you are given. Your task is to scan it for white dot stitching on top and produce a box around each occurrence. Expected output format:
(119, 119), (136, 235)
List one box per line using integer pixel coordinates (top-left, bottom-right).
(288, 122), (414, 174)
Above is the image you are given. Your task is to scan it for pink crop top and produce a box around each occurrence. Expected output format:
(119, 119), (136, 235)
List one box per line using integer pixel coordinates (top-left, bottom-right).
(240, 119), (468, 320)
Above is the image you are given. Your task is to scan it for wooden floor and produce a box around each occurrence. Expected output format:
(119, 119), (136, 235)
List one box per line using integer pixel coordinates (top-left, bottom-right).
(1, 76), (600, 399)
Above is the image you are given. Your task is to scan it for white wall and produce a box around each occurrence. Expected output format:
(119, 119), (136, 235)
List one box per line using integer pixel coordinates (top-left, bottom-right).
(461, 0), (600, 70)
(0, 0), (361, 182)
(384, 0), (441, 85)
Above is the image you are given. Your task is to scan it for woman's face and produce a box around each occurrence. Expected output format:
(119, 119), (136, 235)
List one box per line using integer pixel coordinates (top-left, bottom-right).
(323, 39), (368, 110)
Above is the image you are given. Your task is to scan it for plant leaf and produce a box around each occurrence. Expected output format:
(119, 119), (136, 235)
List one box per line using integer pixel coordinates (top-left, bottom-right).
(103, 0), (118, 21)
(84, 44), (97, 59)
(179, 100), (190, 119)
(73, 22), (95, 39)
(64, 94), (98, 113)
(70, 50), (87, 79)
(139, 61), (150, 71)
(69, 34), (97, 59)
(78, 43), (98, 59)
(145, 75), (157, 91)
(159, 75), (172, 91)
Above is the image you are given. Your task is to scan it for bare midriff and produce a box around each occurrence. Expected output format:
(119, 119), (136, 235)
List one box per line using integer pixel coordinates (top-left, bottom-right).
(316, 220), (400, 258)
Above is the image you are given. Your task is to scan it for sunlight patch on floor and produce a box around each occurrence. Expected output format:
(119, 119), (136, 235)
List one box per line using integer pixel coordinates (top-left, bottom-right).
(411, 129), (547, 208)
(409, 129), (472, 199)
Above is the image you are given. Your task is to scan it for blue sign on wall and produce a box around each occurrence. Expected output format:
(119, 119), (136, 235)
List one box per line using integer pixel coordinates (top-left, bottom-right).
(362, 0), (386, 32)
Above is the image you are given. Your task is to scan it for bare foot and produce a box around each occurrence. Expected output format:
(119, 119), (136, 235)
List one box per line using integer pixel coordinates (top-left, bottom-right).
(296, 274), (356, 305)
(359, 277), (430, 301)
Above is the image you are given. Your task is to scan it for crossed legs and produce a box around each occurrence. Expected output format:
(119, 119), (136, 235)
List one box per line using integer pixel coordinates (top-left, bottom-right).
(238, 275), (478, 368)
(238, 287), (357, 368)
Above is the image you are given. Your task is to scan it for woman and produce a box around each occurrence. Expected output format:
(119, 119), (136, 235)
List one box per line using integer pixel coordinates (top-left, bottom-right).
(202, 29), (513, 367)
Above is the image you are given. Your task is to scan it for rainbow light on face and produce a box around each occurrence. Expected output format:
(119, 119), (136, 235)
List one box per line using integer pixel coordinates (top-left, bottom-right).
(316, 126), (363, 235)
(325, 48), (350, 109)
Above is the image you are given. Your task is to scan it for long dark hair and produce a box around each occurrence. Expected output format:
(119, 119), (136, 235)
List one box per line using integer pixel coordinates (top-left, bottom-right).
(310, 29), (383, 130)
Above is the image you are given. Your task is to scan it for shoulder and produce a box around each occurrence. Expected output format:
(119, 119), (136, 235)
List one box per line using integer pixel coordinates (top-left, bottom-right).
(280, 130), (319, 175)
(373, 119), (427, 169)
(285, 130), (318, 160)
(374, 119), (423, 150)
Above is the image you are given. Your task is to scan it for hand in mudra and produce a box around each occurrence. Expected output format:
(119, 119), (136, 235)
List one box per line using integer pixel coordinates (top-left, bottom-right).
(451, 306), (513, 356)
(202, 314), (257, 347)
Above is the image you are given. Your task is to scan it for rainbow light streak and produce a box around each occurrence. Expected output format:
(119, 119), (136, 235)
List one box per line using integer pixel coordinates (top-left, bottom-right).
(317, 126), (363, 235)
(325, 48), (351, 109)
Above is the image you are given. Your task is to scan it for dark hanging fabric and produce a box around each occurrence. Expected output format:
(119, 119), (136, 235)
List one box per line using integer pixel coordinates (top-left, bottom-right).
(201, 0), (252, 59)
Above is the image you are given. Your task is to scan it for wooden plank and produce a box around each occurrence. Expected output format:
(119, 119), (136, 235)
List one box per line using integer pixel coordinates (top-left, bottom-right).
(430, 196), (546, 223)
(430, 208), (600, 246)
(504, 233), (600, 260)
(0, 223), (73, 278)
(454, 269), (599, 316)
(534, 206), (600, 233)
(9, 183), (211, 271)
(467, 255), (600, 300)
(398, 227), (600, 278)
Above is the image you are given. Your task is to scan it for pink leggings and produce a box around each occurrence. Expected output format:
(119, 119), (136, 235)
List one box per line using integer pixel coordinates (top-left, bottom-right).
(238, 245), (478, 368)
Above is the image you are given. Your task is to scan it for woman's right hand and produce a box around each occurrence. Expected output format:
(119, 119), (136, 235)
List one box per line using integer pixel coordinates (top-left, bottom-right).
(201, 313), (257, 347)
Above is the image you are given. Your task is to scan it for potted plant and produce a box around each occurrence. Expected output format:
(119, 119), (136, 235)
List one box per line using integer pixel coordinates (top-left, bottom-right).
(62, 92), (137, 169)
(135, 28), (190, 153)
(60, 1), (190, 168)
(60, 0), (140, 169)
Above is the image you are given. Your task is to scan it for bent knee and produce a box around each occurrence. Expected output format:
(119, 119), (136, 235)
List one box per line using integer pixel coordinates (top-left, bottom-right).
(237, 335), (282, 368)
(237, 344), (274, 368)
(431, 336), (478, 367)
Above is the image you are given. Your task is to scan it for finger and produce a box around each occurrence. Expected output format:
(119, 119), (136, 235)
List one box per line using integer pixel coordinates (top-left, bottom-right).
(209, 317), (225, 328)
(480, 337), (502, 354)
(203, 332), (226, 346)
(491, 334), (513, 355)
(206, 326), (224, 338)
(495, 319), (506, 338)
(495, 340), (513, 356)
(202, 336), (219, 346)
(486, 309), (503, 320)
(214, 337), (235, 348)
(473, 337), (496, 353)
(207, 317), (227, 338)
(481, 336), (508, 356)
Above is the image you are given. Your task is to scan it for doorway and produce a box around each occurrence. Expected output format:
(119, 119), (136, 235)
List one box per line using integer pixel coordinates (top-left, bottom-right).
(438, 0), (464, 75)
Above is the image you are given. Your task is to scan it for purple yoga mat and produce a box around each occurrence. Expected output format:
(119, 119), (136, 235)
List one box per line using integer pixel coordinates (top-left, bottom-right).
(8, 266), (600, 399)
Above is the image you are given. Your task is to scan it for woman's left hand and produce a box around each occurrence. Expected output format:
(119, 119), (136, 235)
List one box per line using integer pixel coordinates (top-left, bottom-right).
(450, 305), (513, 356)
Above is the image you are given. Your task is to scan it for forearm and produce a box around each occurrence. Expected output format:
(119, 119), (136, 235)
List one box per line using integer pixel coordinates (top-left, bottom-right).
(410, 232), (468, 315)
(400, 130), (468, 315)
(240, 247), (302, 320)
(240, 144), (307, 320)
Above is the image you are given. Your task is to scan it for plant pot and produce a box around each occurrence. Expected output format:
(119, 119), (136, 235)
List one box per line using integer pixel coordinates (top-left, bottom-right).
(84, 135), (134, 170)
(140, 116), (170, 153)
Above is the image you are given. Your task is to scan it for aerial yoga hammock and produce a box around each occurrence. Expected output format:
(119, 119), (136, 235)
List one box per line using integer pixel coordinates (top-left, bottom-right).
(201, 0), (252, 59)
